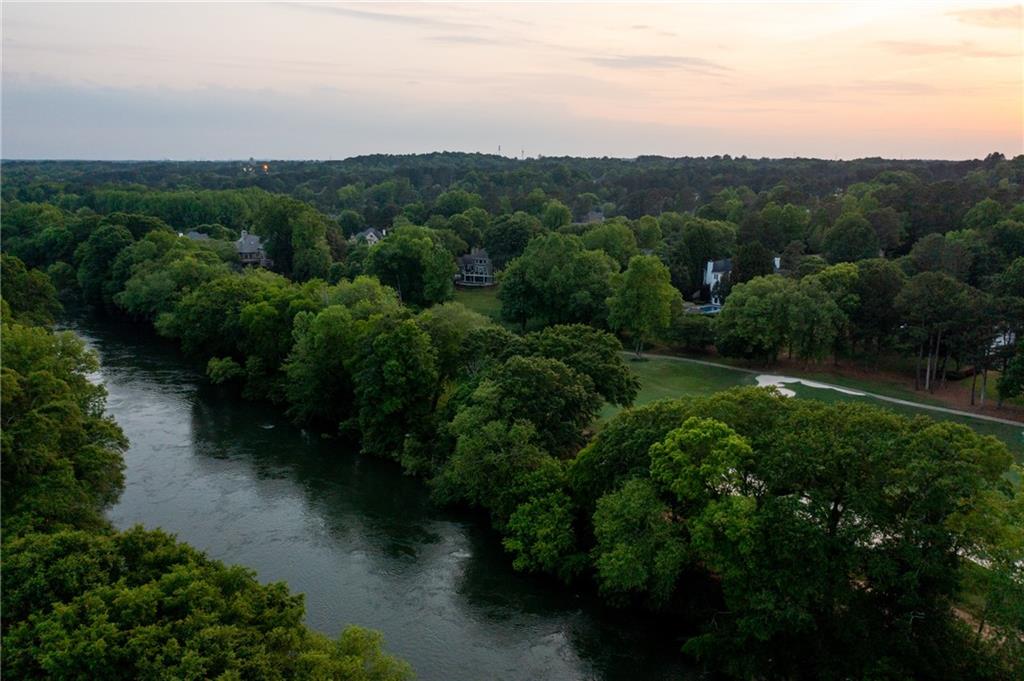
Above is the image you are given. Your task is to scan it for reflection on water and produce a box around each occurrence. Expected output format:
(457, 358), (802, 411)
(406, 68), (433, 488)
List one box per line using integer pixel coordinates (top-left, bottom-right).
(67, 313), (694, 681)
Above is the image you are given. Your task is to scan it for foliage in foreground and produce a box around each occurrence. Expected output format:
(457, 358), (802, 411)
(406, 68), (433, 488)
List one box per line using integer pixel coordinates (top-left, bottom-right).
(567, 390), (1024, 680)
(3, 528), (411, 681)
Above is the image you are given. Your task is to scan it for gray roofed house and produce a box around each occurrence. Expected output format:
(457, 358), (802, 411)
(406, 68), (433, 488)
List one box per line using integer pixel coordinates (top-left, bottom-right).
(455, 247), (495, 287)
(235, 230), (273, 268)
(183, 230), (210, 241)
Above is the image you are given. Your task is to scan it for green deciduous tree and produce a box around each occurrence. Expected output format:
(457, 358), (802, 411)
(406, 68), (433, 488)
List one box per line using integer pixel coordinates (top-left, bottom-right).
(896, 271), (974, 391)
(522, 324), (639, 407)
(113, 231), (234, 321)
(823, 213), (879, 263)
(353, 317), (438, 461)
(2, 528), (412, 681)
(1, 254), (62, 326)
(441, 417), (552, 524)
(504, 489), (585, 582)
(483, 211), (543, 268)
(74, 224), (134, 305)
(365, 226), (455, 307)
(1, 321), (126, 534)
(290, 208), (333, 281)
(585, 390), (1019, 679)
(581, 220), (639, 269)
(997, 344), (1024, 403)
(499, 233), (616, 329)
(591, 478), (687, 606)
(458, 355), (601, 456)
(434, 188), (482, 217)
(607, 255), (679, 355)
(760, 202), (810, 247)
(963, 198), (1005, 231)
(632, 215), (663, 251)
(541, 199), (572, 230)
(714, 275), (793, 363)
(730, 241), (775, 285)
(661, 308), (716, 353)
(850, 258), (905, 353)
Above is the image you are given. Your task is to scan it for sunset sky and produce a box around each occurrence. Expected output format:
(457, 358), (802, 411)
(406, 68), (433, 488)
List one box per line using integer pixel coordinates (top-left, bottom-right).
(3, 2), (1021, 160)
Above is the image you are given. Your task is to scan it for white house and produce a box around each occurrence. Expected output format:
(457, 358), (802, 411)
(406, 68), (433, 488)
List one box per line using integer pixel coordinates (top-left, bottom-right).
(703, 256), (782, 304)
(351, 228), (387, 246)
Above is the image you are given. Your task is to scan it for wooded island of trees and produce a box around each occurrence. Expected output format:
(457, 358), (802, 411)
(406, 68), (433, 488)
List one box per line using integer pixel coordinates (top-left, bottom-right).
(2, 153), (1023, 679)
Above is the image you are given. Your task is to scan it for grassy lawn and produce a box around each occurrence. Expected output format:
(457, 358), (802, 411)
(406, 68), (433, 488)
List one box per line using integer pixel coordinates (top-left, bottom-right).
(453, 286), (502, 322)
(605, 356), (1024, 462)
(600, 357), (755, 420)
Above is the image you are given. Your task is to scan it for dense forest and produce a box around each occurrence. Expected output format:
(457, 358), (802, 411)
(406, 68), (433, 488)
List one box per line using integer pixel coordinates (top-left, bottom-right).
(3, 153), (1023, 679)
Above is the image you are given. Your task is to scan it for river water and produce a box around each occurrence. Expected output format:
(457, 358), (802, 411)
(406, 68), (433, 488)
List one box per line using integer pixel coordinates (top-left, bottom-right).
(69, 314), (693, 681)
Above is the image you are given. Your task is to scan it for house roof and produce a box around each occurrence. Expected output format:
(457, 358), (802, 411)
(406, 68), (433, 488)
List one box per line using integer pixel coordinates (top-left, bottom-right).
(236, 231), (264, 254)
(458, 248), (491, 267)
(184, 230), (210, 241)
(354, 228), (384, 241)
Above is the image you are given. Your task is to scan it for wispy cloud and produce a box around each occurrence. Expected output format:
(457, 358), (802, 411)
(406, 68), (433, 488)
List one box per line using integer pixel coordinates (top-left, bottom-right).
(740, 80), (938, 103)
(877, 39), (1019, 58)
(851, 80), (937, 95)
(4, 39), (357, 79)
(629, 24), (678, 37)
(583, 54), (729, 74)
(426, 35), (504, 46)
(287, 3), (480, 30)
(947, 4), (1022, 29)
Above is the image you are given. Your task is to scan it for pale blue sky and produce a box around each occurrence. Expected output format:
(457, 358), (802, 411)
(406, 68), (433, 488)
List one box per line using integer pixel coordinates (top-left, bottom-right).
(3, 2), (1021, 160)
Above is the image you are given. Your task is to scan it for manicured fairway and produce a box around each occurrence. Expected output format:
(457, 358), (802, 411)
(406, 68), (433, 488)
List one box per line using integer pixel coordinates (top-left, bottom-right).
(607, 356), (1024, 462)
(601, 356), (755, 416)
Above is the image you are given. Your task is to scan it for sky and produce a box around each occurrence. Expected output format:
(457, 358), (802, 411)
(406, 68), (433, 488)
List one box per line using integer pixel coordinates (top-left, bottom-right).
(2, 1), (1021, 160)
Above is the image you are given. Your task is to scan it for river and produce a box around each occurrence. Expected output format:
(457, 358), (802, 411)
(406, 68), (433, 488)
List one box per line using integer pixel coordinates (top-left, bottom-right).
(68, 313), (693, 681)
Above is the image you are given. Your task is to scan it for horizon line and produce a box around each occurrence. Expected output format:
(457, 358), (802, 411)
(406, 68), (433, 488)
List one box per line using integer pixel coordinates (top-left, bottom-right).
(2, 151), (1018, 164)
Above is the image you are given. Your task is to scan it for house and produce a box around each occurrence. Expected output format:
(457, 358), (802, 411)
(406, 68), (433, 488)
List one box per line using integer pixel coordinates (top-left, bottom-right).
(351, 228), (386, 246)
(703, 256), (782, 304)
(182, 230), (210, 241)
(703, 258), (732, 304)
(235, 230), (273, 268)
(455, 247), (495, 287)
